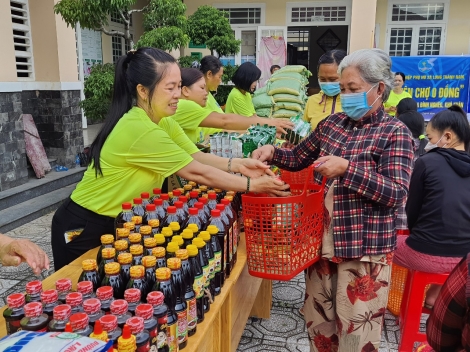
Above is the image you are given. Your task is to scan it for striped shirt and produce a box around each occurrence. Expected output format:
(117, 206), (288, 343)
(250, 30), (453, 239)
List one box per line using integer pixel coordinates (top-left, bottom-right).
(271, 106), (414, 258)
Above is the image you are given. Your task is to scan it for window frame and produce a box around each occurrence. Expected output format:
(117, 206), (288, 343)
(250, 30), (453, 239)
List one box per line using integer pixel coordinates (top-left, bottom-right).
(213, 3), (266, 26)
(10, 0), (35, 81)
(286, 1), (352, 27)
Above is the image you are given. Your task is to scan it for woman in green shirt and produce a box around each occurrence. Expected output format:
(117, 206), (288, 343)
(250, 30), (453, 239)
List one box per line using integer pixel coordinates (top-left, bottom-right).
(384, 72), (412, 116)
(172, 68), (293, 143)
(225, 62), (260, 116)
(50, 47), (289, 270)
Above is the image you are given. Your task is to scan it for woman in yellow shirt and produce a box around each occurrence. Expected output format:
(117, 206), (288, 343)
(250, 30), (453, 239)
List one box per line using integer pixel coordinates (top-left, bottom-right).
(225, 62), (261, 116)
(304, 50), (346, 130)
(50, 47), (289, 270)
(384, 72), (412, 116)
(172, 68), (293, 143)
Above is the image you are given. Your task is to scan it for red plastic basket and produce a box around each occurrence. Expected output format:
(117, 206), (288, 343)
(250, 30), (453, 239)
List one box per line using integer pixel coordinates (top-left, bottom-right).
(241, 166), (325, 280)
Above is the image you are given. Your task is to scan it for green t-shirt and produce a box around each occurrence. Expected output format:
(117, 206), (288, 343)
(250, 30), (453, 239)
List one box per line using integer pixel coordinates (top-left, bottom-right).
(71, 107), (199, 217)
(384, 90), (412, 116)
(225, 88), (256, 117)
(204, 92), (224, 114)
(172, 99), (213, 143)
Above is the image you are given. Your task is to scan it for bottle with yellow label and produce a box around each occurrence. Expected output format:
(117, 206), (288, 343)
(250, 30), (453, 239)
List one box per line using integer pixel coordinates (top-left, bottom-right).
(176, 249), (197, 336)
(154, 268), (178, 352)
(167, 258), (188, 350)
(192, 237), (211, 313)
(187, 244), (204, 323)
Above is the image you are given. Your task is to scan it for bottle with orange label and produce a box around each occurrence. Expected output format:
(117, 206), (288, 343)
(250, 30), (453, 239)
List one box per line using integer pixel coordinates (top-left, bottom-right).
(140, 225), (153, 243)
(118, 253), (133, 288)
(135, 304), (158, 350)
(115, 203), (134, 238)
(102, 262), (125, 299)
(79, 259), (101, 292)
(176, 249), (197, 336)
(154, 268), (178, 352)
(20, 302), (49, 332)
(141, 192), (151, 208)
(167, 258), (188, 350)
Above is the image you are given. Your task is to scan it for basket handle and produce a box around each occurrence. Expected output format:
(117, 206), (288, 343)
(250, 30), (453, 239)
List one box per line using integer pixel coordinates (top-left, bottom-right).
(300, 166), (326, 194)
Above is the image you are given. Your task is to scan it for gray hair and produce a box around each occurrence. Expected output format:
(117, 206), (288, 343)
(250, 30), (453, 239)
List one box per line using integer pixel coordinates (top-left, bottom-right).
(338, 49), (394, 102)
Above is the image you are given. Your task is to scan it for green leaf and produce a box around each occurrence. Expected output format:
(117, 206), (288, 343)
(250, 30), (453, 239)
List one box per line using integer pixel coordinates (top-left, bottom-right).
(135, 27), (189, 52)
(143, 0), (188, 31)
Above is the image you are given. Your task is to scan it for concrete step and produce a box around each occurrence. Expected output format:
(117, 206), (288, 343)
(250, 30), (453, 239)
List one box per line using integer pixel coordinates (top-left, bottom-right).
(0, 167), (85, 212)
(0, 183), (77, 233)
(27, 158), (58, 178)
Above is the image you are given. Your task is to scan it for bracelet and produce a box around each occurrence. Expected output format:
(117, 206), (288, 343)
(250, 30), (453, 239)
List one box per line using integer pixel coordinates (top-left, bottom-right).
(246, 177), (251, 192)
(228, 157), (233, 173)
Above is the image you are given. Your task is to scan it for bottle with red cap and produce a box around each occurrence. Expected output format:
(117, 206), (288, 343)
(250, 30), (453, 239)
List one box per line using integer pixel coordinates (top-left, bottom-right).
(101, 262), (125, 299)
(66, 292), (84, 314)
(167, 258), (188, 350)
(127, 266), (149, 303)
(124, 288), (143, 316)
(111, 299), (133, 329)
(174, 201), (187, 228)
(41, 289), (59, 323)
(208, 214), (226, 294)
(77, 281), (96, 300)
(99, 247), (117, 280)
(79, 259), (101, 291)
(198, 197), (211, 221)
(69, 312), (93, 336)
(132, 198), (146, 217)
(223, 197), (239, 267)
(170, 189), (182, 206)
(135, 304), (158, 350)
(154, 268), (178, 352)
(193, 202), (207, 230)
(99, 314), (122, 348)
(176, 249), (197, 336)
(130, 244), (144, 266)
(150, 188), (162, 203)
(55, 278), (73, 304)
(97, 235), (115, 265)
(178, 196), (189, 216)
(141, 192), (151, 208)
(126, 316), (150, 352)
(162, 206), (181, 231)
(25, 280), (43, 303)
(20, 302), (48, 332)
(187, 191), (199, 209)
(140, 226), (153, 244)
(143, 204), (160, 229)
(48, 304), (72, 332)
(217, 203), (234, 277)
(96, 286), (114, 315)
(160, 194), (170, 211)
(147, 291), (169, 352)
(115, 203), (134, 238)
(142, 256), (157, 296)
(186, 207), (203, 237)
(3, 293), (25, 334)
(83, 298), (105, 327)
(207, 192), (218, 212)
(152, 199), (167, 227)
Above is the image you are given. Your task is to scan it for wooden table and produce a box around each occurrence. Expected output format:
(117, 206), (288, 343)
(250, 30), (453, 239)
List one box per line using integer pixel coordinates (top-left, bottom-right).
(0, 234), (272, 352)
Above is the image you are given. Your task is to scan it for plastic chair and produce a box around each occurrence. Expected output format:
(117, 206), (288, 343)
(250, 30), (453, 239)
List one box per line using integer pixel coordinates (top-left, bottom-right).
(398, 270), (449, 352)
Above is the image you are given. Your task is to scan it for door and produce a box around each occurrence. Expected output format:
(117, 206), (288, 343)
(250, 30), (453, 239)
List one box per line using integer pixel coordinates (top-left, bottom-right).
(256, 26), (288, 84)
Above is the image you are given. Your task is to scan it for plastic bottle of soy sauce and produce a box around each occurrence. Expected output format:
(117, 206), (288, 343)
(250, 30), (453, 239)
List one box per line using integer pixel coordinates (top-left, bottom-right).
(130, 245), (144, 266)
(69, 312), (93, 336)
(167, 258), (188, 350)
(114, 239), (129, 257)
(141, 192), (151, 208)
(78, 259), (101, 292)
(150, 188), (161, 203)
(132, 198), (146, 217)
(135, 304), (159, 350)
(194, 202), (208, 231)
(208, 215), (226, 293)
(176, 249), (197, 336)
(102, 262), (125, 299)
(20, 302), (48, 332)
(55, 278), (72, 304)
(111, 299), (132, 329)
(96, 286), (114, 315)
(192, 237), (212, 312)
(66, 292), (84, 314)
(129, 233), (142, 247)
(163, 207), (182, 231)
(174, 201), (188, 228)
(3, 293), (25, 335)
(140, 225), (153, 243)
(161, 227), (173, 248)
(127, 266), (149, 303)
(217, 203), (234, 278)
(125, 288), (143, 316)
(126, 316), (150, 352)
(152, 247), (167, 269)
(147, 291), (169, 352)
(144, 237), (157, 256)
(115, 203), (134, 238)
(142, 256), (157, 296)
(186, 208), (202, 238)
(160, 194), (170, 211)
(118, 253), (133, 288)
(25, 280), (42, 303)
(186, 244), (204, 323)
(99, 314), (122, 349)
(152, 199), (167, 228)
(97, 234), (115, 265)
(83, 298), (105, 327)
(198, 197), (212, 226)
(181, 229), (194, 249)
(48, 304), (71, 332)
(99, 247), (116, 280)
(40, 289), (59, 323)
(77, 280), (96, 300)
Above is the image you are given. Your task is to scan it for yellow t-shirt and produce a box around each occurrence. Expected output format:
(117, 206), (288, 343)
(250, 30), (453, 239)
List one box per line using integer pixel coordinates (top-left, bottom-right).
(384, 90), (412, 116)
(225, 88), (256, 117)
(303, 92), (342, 130)
(71, 107), (199, 217)
(172, 99), (213, 143)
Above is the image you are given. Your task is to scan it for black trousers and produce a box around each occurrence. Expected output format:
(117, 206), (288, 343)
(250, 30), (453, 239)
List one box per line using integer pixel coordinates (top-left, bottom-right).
(51, 198), (114, 271)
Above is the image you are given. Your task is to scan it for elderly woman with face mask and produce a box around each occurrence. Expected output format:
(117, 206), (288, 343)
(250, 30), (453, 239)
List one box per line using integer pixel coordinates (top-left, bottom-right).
(251, 49), (414, 352)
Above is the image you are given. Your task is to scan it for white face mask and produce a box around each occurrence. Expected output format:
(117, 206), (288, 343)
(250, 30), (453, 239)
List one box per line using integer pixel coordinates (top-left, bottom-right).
(424, 134), (446, 152)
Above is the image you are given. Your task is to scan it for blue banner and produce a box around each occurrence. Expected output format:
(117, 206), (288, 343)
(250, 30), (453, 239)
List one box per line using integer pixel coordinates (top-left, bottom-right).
(391, 56), (470, 120)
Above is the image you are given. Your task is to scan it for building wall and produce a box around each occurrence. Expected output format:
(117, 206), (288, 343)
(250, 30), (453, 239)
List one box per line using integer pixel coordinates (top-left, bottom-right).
(0, 3), (18, 82)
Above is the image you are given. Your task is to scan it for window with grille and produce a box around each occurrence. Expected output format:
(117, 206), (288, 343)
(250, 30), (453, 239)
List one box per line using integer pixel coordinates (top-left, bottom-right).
(391, 3), (444, 21)
(218, 8), (261, 24)
(112, 36), (123, 64)
(111, 10), (132, 26)
(291, 6), (347, 23)
(10, 0), (34, 79)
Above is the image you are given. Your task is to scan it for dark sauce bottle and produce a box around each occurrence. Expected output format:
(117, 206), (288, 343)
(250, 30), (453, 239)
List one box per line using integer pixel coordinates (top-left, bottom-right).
(66, 292), (84, 314)
(141, 192), (151, 208)
(130, 245), (144, 266)
(78, 259), (101, 292)
(186, 244), (205, 323)
(150, 188), (161, 203)
(3, 293), (25, 335)
(98, 247), (116, 280)
(176, 249), (197, 336)
(96, 286), (114, 315)
(25, 280), (42, 303)
(40, 289), (59, 323)
(152, 247), (167, 269)
(144, 237), (157, 256)
(208, 214), (226, 294)
(20, 302), (48, 332)
(114, 239), (129, 257)
(101, 262), (125, 299)
(83, 298), (105, 327)
(136, 304), (159, 351)
(69, 312), (93, 337)
(154, 268), (178, 352)
(97, 234), (115, 265)
(110, 299), (132, 329)
(48, 304), (72, 332)
(140, 225), (153, 243)
(167, 258), (188, 350)
(115, 202), (133, 239)
(124, 288), (143, 316)
(99, 314), (122, 349)
(126, 266), (149, 304)
(126, 316), (150, 352)
(196, 233), (215, 305)
(55, 278), (72, 304)
(147, 291), (170, 352)
(133, 198), (146, 217)
(77, 281), (96, 301)
(142, 256), (157, 297)
(118, 253), (133, 288)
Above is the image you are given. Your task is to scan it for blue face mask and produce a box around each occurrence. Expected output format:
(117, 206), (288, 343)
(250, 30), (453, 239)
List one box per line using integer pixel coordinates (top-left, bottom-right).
(319, 81), (341, 97)
(340, 84), (381, 121)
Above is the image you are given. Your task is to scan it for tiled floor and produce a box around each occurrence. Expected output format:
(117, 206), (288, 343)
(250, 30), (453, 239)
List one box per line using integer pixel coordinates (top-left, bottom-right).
(1, 212), (427, 351)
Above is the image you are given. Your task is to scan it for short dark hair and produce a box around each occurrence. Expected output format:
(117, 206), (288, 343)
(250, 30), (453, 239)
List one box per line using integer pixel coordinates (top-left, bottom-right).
(399, 111), (425, 139)
(395, 72), (406, 82)
(231, 62), (262, 92)
(181, 68), (204, 88)
(396, 98), (418, 116)
(270, 65), (281, 74)
(317, 49), (347, 72)
(429, 105), (470, 152)
(200, 55), (223, 75)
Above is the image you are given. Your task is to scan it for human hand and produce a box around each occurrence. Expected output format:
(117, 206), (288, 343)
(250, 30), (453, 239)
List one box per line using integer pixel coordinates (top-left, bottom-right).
(0, 235), (50, 275)
(281, 141), (296, 149)
(233, 158), (275, 178)
(313, 155), (349, 179)
(250, 176), (291, 197)
(268, 118), (295, 136)
(251, 145), (275, 163)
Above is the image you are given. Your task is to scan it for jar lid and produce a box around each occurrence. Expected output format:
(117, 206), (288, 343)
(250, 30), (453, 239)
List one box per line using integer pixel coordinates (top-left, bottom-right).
(133, 198), (142, 205)
(186, 245), (198, 257)
(126, 316), (144, 335)
(154, 234), (165, 245)
(101, 234), (114, 245)
(162, 227), (173, 237)
(53, 304), (72, 321)
(198, 231), (210, 242)
(123, 222), (135, 231)
(187, 224), (199, 232)
(207, 225), (219, 235)
(124, 288), (141, 303)
(132, 216), (142, 225)
(182, 229), (194, 239)
(25, 280), (42, 295)
(140, 225), (152, 235)
(55, 278), (72, 292)
(117, 252), (133, 265)
(192, 237), (206, 249)
(110, 299), (129, 315)
(169, 222), (180, 231)
(99, 314), (118, 332)
(148, 219), (159, 228)
(141, 192), (150, 199)
(167, 257), (181, 270)
(116, 228), (130, 238)
(167, 206), (176, 214)
(129, 265), (145, 279)
(155, 267), (171, 281)
(77, 281), (94, 295)
(146, 291), (164, 306)
(142, 256), (156, 268)
(105, 262), (121, 275)
(7, 293), (25, 309)
(122, 203), (132, 210)
(24, 302), (43, 318)
(114, 240), (129, 251)
(70, 312), (89, 331)
(66, 292), (83, 307)
(41, 289), (58, 304)
(129, 233), (142, 244)
(83, 298), (101, 314)
(175, 249), (188, 260)
(96, 286), (114, 301)
(135, 304), (153, 320)
(102, 247), (116, 259)
(144, 237), (157, 247)
(129, 244), (143, 256)
(152, 247), (166, 258)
